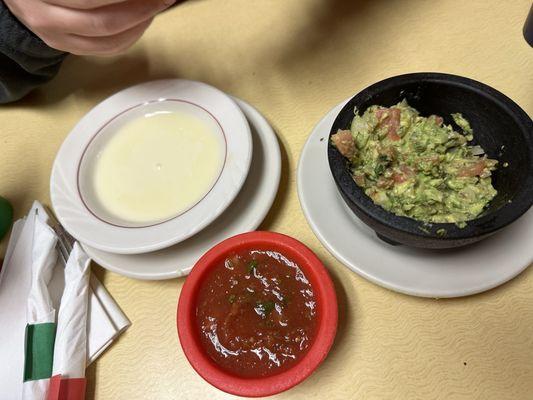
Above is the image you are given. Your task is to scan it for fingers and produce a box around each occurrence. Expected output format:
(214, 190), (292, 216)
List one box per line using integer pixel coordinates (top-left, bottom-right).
(42, 0), (128, 10)
(44, 0), (175, 37)
(3, 0), (172, 56)
(43, 18), (153, 56)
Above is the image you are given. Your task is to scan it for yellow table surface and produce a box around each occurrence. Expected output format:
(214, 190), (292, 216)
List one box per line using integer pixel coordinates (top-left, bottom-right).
(1, 0), (532, 398)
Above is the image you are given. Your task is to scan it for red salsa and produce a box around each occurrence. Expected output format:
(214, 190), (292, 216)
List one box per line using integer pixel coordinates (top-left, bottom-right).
(195, 248), (318, 378)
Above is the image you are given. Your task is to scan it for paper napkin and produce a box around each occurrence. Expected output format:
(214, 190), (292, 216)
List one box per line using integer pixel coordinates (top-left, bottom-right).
(23, 212), (59, 399)
(48, 243), (91, 400)
(0, 202), (131, 400)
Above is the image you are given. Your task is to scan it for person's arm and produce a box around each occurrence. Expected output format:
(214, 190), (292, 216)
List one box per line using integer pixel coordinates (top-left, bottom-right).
(0, 2), (66, 104)
(0, 0), (175, 104)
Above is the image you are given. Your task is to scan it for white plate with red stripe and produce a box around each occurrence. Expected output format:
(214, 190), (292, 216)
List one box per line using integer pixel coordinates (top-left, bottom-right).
(51, 80), (252, 255)
(82, 99), (281, 280)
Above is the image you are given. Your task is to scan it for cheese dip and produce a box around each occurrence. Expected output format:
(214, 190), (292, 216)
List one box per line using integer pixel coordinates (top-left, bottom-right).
(92, 110), (224, 224)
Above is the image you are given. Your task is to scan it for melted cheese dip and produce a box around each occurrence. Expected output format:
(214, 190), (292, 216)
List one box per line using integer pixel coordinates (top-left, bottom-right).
(92, 110), (224, 224)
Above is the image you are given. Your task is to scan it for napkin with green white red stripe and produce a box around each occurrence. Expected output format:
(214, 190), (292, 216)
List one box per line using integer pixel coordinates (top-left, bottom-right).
(23, 213), (58, 399)
(0, 202), (130, 399)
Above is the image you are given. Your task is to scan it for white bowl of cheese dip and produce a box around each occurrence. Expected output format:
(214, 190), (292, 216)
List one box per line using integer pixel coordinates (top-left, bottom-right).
(51, 80), (252, 254)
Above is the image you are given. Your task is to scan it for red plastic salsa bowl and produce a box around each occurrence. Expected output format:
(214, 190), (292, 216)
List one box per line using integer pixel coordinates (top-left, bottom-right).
(177, 231), (338, 397)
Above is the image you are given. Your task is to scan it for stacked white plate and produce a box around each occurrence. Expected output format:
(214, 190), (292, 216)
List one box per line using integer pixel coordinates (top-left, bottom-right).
(51, 80), (281, 280)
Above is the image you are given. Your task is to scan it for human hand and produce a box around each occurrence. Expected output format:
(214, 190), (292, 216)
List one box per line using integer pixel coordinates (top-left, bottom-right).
(3, 0), (176, 56)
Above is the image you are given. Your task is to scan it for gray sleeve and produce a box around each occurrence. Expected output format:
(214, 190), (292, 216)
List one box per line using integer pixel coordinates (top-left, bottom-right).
(0, 1), (67, 104)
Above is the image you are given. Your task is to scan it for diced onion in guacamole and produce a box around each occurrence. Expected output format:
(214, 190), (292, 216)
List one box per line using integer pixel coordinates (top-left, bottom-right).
(331, 100), (498, 226)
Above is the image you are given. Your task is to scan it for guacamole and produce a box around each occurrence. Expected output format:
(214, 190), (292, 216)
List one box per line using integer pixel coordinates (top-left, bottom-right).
(331, 100), (498, 226)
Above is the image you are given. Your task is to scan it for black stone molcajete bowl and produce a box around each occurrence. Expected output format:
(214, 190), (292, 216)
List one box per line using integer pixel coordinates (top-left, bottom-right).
(328, 73), (533, 249)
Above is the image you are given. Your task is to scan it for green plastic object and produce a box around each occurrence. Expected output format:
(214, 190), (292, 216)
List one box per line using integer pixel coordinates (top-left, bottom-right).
(0, 196), (13, 241)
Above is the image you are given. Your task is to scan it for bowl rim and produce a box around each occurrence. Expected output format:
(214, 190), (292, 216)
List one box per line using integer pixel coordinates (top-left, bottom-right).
(328, 72), (533, 241)
(177, 231), (338, 397)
